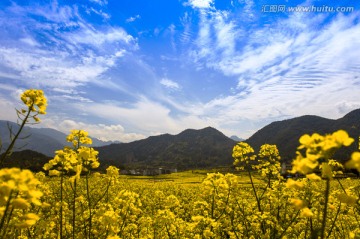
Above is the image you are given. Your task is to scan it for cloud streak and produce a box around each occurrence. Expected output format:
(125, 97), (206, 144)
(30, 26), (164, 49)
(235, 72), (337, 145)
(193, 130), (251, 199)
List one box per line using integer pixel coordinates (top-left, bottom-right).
(181, 5), (360, 137)
(0, 1), (137, 103)
(160, 78), (181, 90)
(0, 0), (359, 141)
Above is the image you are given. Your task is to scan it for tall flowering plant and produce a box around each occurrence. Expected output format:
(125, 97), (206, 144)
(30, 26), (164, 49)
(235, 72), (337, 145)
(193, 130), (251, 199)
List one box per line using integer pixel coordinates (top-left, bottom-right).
(43, 129), (100, 238)
(0, 89), (47, 167)
(0, 89), (47, 237)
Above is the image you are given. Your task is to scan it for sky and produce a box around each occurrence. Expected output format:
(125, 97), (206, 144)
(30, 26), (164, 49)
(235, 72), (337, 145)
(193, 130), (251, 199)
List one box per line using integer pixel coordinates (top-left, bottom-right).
(0, 0), (359, 142)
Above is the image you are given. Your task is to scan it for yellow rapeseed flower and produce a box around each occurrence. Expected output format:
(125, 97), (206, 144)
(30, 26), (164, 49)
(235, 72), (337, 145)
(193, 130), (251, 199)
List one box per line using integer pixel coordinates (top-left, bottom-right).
(20, 89), (47, 115)
(292, 130), (354, 175)
(300, 207), (314, 218)
(67, 129), (92, 147)
(12, 198), (30, 209)
(285, 179), (304, 190)
(337, 193), (358, 205)
(306, 173), (321, 181)
(289, 198), (305, 210)
(345, 152), (360, 173)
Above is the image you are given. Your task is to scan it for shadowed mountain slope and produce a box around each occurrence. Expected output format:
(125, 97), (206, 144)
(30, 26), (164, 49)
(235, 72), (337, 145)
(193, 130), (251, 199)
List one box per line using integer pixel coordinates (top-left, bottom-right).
(246, 109), (360, 162)
(96, 127), (237, 170)
(0, 120), (118, 156)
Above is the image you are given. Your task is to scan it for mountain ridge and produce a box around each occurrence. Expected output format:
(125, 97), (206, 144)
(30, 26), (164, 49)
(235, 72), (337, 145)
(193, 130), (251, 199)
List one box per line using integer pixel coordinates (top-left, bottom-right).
(246, 109), (360, 162)
(0, 120), (119, 156)
(96, 126), (236, 170)
(1, 108), (360, 171)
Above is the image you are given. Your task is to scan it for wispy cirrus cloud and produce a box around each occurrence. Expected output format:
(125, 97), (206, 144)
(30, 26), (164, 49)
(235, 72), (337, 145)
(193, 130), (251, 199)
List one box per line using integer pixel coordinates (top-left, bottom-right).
(0, 1), (137, 97)
(126, 14), (141, 23)
(0, 1), (151, 141)
(89, 0), (108, 6)
(64, 25), (136, 47)
(0, 47), (124, 89)
(53, 119), (145, 142)
(1, 0), (359, 142)
(160, 78), (181, 90)
(171, 1), (360, 138)
(85, 7), (111, 19)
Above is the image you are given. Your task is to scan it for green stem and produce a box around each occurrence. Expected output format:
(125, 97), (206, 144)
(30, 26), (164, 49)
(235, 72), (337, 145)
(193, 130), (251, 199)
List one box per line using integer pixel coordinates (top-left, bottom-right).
(72, 178), (77, 239)
(60, 172), (63, 239)
(248, 169), (261, 213)
(0, 191), (13, 239)
(326, 202), (341, 239)
(248, 168), (266, 234)
(0, 106), (32, 167)
(320, 178), (330, 239)
(86, 172), (92, 239)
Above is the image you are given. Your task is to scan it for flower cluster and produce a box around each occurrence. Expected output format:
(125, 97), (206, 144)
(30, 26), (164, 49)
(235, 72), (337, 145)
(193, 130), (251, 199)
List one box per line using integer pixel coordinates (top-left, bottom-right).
(43, 130), (99, 176)
(232, 142), (255, 170)
(78, 146), (100, 170)
(66, 129), (92, 148)
(20, 89), (47, 122)
(0, 168), (43, 229)
(346, 152), (360, 172)
(233, 142), (281, 178)
(256, 144), (281, 178)
(291, 130), (354, 175)
(4, 88), (360, 238)
(43, 148), (78, 175)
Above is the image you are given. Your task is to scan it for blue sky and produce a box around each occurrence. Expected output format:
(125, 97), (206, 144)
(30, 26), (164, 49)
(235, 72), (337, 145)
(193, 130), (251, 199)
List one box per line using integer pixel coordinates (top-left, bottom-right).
(0, 0), (359, 142)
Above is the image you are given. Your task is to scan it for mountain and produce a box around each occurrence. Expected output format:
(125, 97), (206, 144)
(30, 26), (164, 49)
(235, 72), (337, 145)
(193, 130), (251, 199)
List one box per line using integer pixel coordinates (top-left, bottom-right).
(2, 109), (359, 171)
(0, 120), (118, 156)
(96, 127), (237, 170)
(230, 135), (244, 141)
(246, 109), (360, 162)
(1, 150), (51, 171)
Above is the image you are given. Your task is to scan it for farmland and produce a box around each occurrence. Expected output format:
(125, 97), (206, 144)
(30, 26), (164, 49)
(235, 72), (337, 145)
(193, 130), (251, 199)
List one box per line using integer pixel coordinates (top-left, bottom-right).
(1, 90), (360, 239)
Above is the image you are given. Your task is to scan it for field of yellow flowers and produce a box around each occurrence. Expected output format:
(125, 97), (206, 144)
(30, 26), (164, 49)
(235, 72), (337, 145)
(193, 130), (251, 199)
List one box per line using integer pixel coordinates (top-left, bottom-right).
(1, 89), (360, 239)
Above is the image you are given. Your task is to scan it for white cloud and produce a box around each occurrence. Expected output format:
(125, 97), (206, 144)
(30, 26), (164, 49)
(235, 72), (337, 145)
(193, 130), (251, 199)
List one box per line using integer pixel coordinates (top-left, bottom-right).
(72, 97), (219, 136)
(181, 9), (360, 138)
(0, 96), (19, 122)
(37, 116), (146, 142)
(55, 119), (145, 142)
(89, 0), (108, 6)
(0, 83), (19, 92)
(126, 15), (140, 23)
(87, 7), (111, 19)
(186, 0), (214, 9)
(336, 101), (360, 115)
(66, 25), (135, 46)
(8, 2), (78, 25)
(0, 86), (30, 122)
(160, 78), (181, 90)
(1, 1), (360, 142)
(0, 47), (125, 89)
(58, 94), (93, 103)
(19, 38), (39, 47)
(0, 2), (136, 93)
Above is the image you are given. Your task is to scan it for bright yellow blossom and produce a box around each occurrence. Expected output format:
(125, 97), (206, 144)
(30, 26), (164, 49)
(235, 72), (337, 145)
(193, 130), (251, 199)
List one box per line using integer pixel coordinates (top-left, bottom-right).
(292, 130), (354, 175)
(337, 193), (358, 205)
(345, 152), (360, 172)
(285, 178), (304, 190)
(67, 129), (92, 147)
(20, 89), (47, 115)
(300, 207), (314, 218)
(306, 173), (321, 181)
(289, 198), (305, 210)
